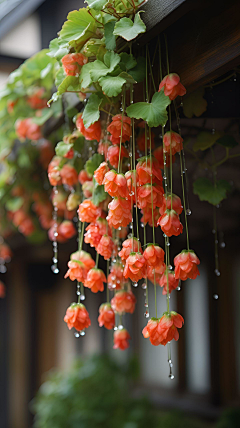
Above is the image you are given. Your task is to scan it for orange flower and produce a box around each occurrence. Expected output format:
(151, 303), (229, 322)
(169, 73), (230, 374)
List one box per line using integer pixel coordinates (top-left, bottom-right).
(107, 145), (129, 169)
(153, 146), (175, 169)
(157, 209), (183, 237)
(111, 290), (136, 314)
(0, 244), (12, 261)
(78, 169), (92, 184)
(39, 140), (55, 169)
(159, 194), (183, 216)
(48, 156), (62, 186)
(94, 162), (109, 185)
(107, 262), (126, 290)
(158, 73), (186, 101)
(84, 218), (110, 248)
(136, 156), (162, 185)
(123, 252), (147, 282)
(137, 184), (164, 209)
(58, 220), (76, 239)
(98, 140), (110, 159)
(84, 268), (106, 293)
(64, 303), (91, 331)
(27, 88), (48, 109)
(147, 266), (162, 284)
(118, 237), (142, 262)
(113, 328), (131, 350)
(78, 199), (102, 223)
(48, 223), (67, 243)
(174, 250), (200, 281)
(103, 170), (128, 198)
(65, 259), (87, 282)
(82, 181), (94, 198)
(61, 53), (88, 76)
(15, 118), (42, 141)
(143, 244), (165, 273)
(107, 197), (132, 229)
(163, 131), (183, 155)
(107, 114), (131, 144)
(159, 270), (179, 295)
(0, 281), (6, 298)
(142, 311), (184, 346)
(60, 164), (78, 186)
(97, 235), (113, 260)
(140, 207), (159, 227)
(70, 250), (95, 271)
(76, 114), (101, 142)
(7, 99), (17, 113)
(98, 303), (115, 330)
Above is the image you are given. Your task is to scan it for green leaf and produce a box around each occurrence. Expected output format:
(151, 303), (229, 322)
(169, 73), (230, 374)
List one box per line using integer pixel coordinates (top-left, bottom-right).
(119, 53), (137, 71)
(59, 9), (97, 46)
(113, 12), (146, 41)
(57, 75), (79, 95)
(99, 75), (126, 97)
(128, 56), (145, 82)
(193, 131), (222, 152)
(55, 141), (73, 157)
(48, 38), (69, 61)
(90, 51), (120, 82)
(104, 21), (116, 50)
(92, 184), (108, 206)
(118, 72), (136, 84)
(216, 135), (238, 148)
(85, 153), (104, 176)
(85, 0), (108, 9)
(83, 93), (102, 128)
(193, 178), (232, 205)
(126, 91), (171, 128)
(79, 62), (94, 89)
(6, 197), (24, 212)
(182, 87), (207, 118)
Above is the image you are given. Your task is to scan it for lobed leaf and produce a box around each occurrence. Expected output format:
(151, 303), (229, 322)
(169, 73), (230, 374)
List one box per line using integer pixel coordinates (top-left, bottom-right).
(193, 177), (232, 205)
(126, 91), (171, 128)
(82, 93), (103, 128)
(113, 12), (146, 41)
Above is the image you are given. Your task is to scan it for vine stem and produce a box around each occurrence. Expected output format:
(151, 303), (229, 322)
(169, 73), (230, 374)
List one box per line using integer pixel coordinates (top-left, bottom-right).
(118, 90), (125, 174)
(180, 151), (190, 251)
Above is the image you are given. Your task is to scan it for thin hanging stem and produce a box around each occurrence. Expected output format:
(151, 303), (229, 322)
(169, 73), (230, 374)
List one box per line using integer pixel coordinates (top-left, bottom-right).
(179, 151), (190, 250)
(95, 251), (99, 268)
(118, 90), (125, 174)
(106, 259), (110, 302)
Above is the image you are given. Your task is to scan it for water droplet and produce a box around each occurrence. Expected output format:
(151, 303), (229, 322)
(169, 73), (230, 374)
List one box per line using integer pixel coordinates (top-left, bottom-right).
(142, 282), (147, 290)
(163, 233), (167, 238)
(212, 128), (215, 135)
(74, 331), (80, 338)
(176, 286), (181, 291)
(129, 224), (133, 229)
(168, 264), (173, 270)
(0, 264), (7, 273)
(76, 290), (81, 295)
(118, 324), (123, 330)
(80, 294), (86, 301)
(144, 302), (148, 308)
(186, 208), (191, 215)
(144, 311), (149, 318)
(212, 229), (216, 234)
(133, 282), (138, 287)
(214, 269), (220, 277)
(51, 265), (59, 274)
(140, 222), (144, 228)
(52, 257), (58, 263)
(129, 152), (132, 157)
(213, 294), (219, 299)
(118, 227), (122, 231)
(114, 326), (118, 331)
(80, 330), (85, 336)
(129, 191), (134, 196)
(166, 242), (170, 247)
(169, 374), (175, 380)
(220, 242), (225, 248)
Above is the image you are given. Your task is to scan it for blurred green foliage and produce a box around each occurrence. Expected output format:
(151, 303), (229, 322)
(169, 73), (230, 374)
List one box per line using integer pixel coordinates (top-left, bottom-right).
(217, 408), (240, 428)
(31, 355), (218, 428)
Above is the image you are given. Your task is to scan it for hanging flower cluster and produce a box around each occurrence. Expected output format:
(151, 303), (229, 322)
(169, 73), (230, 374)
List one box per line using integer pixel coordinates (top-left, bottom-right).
(29, 1), (202, 367)
(0, 0), (205, 376)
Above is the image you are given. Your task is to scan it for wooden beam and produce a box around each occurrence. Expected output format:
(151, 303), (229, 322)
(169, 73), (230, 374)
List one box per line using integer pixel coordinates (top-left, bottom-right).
(164, 0), (240, 91)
